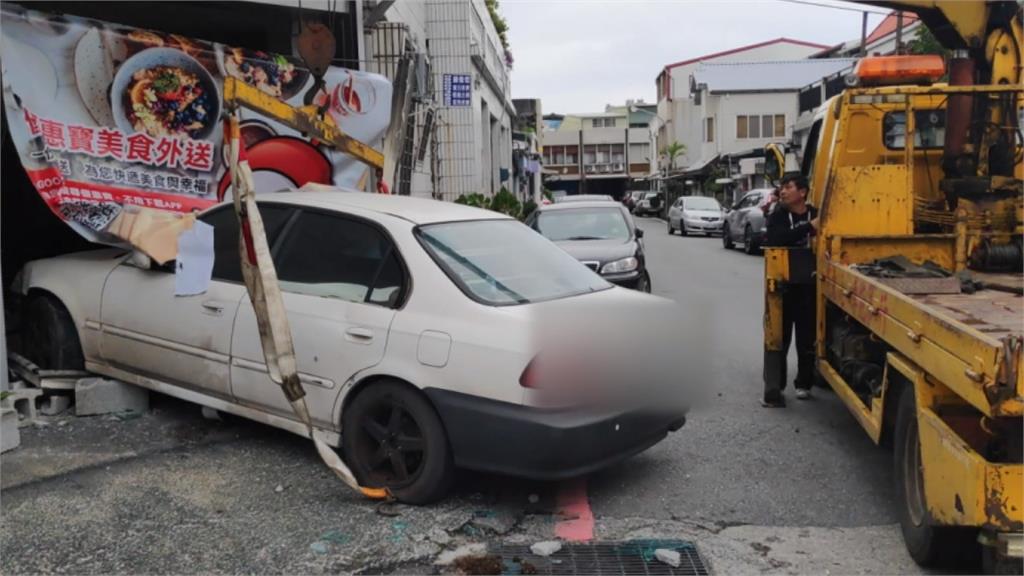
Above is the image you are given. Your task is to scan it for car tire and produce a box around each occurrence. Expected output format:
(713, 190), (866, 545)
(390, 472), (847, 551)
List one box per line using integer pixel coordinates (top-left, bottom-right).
(722, 225), (735, 249)
(666, 220), (674, 235)
(23, 294), (85, 370)
(343, 380), (454, 505)
(679, 222), (688, 236)
(744, 225), (758, 255)
(893, 385), (978, 569)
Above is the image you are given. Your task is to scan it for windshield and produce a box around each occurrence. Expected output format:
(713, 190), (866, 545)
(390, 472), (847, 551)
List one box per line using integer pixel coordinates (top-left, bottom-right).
(535, 207), (631, 242)
(684, 197), (721, 211)
(418, 220), (611, 306)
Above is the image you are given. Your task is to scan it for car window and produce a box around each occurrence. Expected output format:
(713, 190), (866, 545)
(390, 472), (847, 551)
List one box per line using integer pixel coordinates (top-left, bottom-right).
(536, 207), (631, 241)
(368, 251), (405, 307)
(274, 211), (398, 305)
(683, 197), (721, 211)
(200, 204), (294, 283)
(418, 220), (610, 306)
(741, 194), (759, 209)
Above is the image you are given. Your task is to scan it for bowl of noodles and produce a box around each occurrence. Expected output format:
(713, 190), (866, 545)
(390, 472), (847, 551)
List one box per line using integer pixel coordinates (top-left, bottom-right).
(110, 47), (221, 141)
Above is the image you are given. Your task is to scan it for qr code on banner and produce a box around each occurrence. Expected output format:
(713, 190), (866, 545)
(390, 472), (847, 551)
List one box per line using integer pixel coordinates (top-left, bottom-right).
(58, 199), (123, 231)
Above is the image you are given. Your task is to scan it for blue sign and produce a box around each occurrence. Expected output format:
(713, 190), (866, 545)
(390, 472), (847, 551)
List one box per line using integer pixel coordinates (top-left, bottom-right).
(443, 74), (472, 107)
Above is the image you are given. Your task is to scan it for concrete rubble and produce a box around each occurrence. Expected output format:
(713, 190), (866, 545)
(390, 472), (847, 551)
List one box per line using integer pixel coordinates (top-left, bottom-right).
(1, 407), (20, 453)
(655, 548), (681, 568)
(529, 540), (562, 557)
(75, 378), (149, 417)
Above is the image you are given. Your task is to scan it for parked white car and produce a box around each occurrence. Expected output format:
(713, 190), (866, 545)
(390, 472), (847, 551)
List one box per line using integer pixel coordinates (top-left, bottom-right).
(15, 192), (688, 503)
(667, 195), (725, 236)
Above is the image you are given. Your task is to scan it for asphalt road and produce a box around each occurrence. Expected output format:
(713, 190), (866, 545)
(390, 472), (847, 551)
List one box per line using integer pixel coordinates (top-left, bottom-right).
(0, 215), (925, 575)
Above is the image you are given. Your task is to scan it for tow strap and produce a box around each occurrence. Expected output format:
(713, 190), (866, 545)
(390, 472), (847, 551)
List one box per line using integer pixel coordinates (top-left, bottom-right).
(225, 113), (388, 500)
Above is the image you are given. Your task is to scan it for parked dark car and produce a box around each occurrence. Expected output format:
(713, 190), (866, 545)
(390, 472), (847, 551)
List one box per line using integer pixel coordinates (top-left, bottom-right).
(722, 188), (772, 254)
(623, 190), (644, 211)
(526, 201), (651, 292)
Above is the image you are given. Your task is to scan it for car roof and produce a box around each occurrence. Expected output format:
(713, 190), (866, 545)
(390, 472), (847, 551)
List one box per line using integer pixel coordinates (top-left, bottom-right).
(537, 201), (627, 211)
(237, 189), (508, 224)
(680, 195), (720, 200)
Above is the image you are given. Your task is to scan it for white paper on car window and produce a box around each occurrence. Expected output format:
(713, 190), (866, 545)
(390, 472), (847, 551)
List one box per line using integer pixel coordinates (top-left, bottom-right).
(174, 221), (215, 296)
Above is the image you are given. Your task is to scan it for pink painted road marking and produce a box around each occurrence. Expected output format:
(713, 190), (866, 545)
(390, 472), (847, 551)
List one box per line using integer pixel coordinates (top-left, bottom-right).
(554, 477), (594, 542)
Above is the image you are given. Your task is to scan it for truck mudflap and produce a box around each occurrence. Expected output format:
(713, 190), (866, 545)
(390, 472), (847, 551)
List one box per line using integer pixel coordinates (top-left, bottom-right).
(918, 402), (1023, 533)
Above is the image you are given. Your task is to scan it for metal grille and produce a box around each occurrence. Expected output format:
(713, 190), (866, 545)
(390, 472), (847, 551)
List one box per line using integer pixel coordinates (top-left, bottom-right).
(367, 22), (409, 82)
(492, 540), (709, 576)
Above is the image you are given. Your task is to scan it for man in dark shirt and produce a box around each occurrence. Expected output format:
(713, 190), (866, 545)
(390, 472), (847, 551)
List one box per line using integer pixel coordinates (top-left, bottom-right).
(762, 174), (818, 407)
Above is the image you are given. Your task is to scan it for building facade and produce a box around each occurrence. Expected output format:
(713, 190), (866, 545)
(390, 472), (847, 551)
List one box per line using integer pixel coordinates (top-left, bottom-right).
(653, 38), (829, 178)
(541, 101), (656, 199)
(367, 0), (514, 201)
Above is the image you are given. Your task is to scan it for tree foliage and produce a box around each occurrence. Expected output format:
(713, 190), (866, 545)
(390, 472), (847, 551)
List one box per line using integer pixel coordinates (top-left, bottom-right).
(906, 26), (949, 58)
(661, 141), (686, 171)
(485, 0), (512, 66)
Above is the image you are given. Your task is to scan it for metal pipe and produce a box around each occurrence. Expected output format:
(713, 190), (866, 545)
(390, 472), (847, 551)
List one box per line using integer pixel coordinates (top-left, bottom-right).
(943, 53), (975, 184)
(860, 11), (868, 56)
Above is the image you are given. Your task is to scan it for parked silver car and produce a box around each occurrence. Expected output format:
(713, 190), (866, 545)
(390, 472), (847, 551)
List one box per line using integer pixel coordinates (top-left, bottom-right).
(722, 188), (772, 254)
(666, 196), (724, 236)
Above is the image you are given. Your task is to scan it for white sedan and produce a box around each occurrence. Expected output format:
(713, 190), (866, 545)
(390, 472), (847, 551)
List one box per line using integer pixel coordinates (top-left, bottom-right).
(15, 192), (689, 503)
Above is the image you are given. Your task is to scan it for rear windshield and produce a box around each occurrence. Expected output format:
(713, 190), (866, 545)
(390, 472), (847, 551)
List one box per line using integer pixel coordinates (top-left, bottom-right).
(418, 220), (611, 306)
(684, 197), (721, 210)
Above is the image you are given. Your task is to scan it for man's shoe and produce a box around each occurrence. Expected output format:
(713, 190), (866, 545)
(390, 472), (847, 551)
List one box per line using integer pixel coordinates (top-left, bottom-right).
(795, 389), (811, 400)
(761, 395), (786, 408)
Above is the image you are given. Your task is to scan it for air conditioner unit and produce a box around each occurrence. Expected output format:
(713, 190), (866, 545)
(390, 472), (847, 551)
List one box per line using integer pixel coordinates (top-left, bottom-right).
(600, 165), (610, 173)
(613, 163), (624, 172)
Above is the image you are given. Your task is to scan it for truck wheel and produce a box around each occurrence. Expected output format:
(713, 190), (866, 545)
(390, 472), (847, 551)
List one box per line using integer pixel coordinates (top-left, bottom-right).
(343, 380), (454, 504)
(893, 385), (977, 568)
(23, 294), (84, 370)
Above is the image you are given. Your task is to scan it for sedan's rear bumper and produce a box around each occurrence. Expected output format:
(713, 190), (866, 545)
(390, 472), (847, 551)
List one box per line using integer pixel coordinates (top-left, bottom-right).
(424, 388), (686, 480)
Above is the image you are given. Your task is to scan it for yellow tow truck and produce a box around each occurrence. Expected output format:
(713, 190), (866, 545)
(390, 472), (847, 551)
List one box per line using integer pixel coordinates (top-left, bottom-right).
(762, 0), (1022, 570)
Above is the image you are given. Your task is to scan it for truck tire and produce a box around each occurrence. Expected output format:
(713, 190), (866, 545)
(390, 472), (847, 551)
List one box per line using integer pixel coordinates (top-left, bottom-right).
(23, 294), (85, 370)
(893, 385), (978, 569)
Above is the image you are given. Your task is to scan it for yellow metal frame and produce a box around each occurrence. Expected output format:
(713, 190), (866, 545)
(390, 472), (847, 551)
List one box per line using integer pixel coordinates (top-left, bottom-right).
(222, 77), (384, 170)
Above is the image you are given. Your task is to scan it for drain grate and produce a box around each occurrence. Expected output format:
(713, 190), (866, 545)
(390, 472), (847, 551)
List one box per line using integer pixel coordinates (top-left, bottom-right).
(492, 539), (709, 576)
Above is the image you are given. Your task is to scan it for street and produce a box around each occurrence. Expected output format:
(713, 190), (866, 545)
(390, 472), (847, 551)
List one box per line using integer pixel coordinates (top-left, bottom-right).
(1, 216), (924, 575)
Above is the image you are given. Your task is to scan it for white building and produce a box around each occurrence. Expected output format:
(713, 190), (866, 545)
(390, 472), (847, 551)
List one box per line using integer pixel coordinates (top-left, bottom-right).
(654, 38), (829, 175)
(541, 102), (656, 199)
(685, 58), (857, 192)
(367, 0), (514, 200)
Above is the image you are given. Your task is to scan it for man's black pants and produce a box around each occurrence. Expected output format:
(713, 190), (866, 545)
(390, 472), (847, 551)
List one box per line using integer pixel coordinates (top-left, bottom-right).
(764, 284), (816, 398)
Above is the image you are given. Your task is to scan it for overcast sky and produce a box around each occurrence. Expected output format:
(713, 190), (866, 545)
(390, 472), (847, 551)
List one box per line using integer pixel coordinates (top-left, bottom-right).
(502, 0), (890, 114)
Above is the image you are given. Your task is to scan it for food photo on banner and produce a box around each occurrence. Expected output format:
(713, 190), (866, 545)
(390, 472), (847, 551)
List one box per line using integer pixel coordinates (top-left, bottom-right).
(0, 5), (393, 247)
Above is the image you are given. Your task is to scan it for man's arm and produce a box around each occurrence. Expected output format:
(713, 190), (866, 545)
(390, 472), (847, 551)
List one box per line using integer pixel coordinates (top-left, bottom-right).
(765, 208), (812, 246)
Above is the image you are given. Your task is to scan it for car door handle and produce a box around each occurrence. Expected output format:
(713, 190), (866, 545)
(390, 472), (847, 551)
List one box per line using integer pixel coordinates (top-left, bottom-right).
(345, 327), (374, 343)
(201, 300), (225, 315)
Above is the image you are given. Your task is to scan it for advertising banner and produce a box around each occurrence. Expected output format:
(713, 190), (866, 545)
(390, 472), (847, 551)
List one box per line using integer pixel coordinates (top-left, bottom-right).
(1, 5), (392, 244)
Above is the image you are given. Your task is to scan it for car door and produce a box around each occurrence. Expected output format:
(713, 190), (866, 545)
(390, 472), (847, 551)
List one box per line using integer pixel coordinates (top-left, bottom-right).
(229, 208), (403, 428)
(740, 192), (764, 232)
(99, 204), (295, 398)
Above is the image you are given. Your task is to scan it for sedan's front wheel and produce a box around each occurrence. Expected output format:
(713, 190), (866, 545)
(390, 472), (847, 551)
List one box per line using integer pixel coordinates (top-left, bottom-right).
(343, 380), (454, 504)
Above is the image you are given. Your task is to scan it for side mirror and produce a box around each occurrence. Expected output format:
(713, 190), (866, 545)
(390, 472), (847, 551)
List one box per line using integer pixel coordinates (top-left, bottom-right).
(763, 143), (786, 185)
(635, 228), (645, 239)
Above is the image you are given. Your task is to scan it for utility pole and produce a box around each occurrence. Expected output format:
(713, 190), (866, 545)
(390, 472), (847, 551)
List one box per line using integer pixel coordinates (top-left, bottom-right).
(860, 11), (868, 56)
(895, 12), (904, 55)
(579, 118), (586, 195)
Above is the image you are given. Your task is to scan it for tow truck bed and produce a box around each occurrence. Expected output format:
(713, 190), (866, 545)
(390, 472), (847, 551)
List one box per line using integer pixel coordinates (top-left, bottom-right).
(911, 274), (1024, 340)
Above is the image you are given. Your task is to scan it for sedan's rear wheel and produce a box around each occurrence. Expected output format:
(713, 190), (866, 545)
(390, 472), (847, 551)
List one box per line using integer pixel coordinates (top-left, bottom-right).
(23, 294), (84, 370)
(343, 380), (454, 504)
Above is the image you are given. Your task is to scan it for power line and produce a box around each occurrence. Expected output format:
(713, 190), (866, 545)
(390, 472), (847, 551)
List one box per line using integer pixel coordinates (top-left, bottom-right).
(775, 0), (892, 16)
